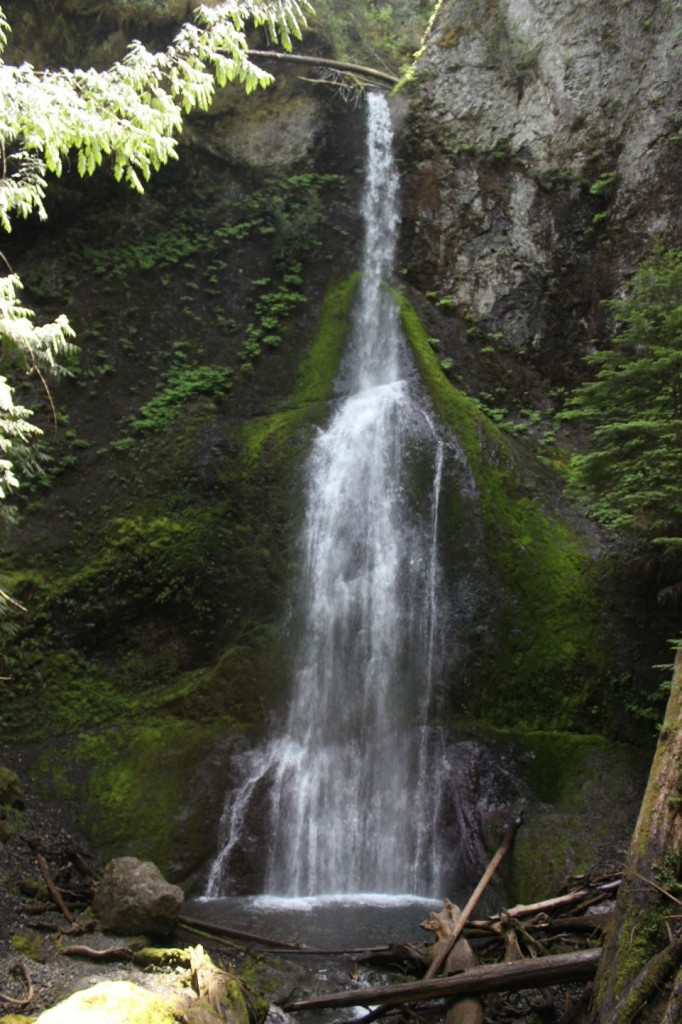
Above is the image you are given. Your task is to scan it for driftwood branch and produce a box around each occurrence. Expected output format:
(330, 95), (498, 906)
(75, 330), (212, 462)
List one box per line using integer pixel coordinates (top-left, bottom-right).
(61, 944), (133, 962)
(283, 948), (602, 1012)
(177, 914), (308, 951)
(247, 49), (399, 86)
(37, 853), (74, 924)
(468, 879), (620, 928)
(0, 963), (34, 1008)
(440, 904), (484, 1024)
(425, 817), (522, 979)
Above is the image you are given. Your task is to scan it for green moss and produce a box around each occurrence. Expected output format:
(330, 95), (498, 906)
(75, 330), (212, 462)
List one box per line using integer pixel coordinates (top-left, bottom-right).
(400, 294), (608, 730)
(69, 717), (228, 872)
(289, 273), (359, 408)
(612, 903), (668, 998)
(132, 948), (191, 969)
(452, 723), (649, 901)
(10, 931), (46, 963)
(243, 273), (359, 463)
(0, 768), (24, 807)
(400, 295), (487, 467)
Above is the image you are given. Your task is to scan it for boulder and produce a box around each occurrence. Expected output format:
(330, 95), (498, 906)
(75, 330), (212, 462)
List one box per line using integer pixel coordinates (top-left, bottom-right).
(33, 980), (180, 1024)
(92, 857), (184, 936)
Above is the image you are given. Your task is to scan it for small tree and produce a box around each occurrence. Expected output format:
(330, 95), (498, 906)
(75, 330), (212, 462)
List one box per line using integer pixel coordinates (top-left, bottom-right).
(562, 246), (682, 558)
(0, 0), (311, 542)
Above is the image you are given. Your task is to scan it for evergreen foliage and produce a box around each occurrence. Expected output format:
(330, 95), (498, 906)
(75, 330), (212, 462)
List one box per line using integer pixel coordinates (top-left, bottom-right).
(562, 246), (682, 554)
(0, 0), (311, 546)
(311, 0), (434, 76)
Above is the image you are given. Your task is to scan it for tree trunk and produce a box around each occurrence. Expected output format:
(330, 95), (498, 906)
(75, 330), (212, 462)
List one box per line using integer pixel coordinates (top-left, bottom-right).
(590, 647), (682, 1023)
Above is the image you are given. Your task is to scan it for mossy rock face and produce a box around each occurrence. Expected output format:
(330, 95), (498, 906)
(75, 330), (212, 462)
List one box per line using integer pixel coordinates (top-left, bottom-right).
(451, 722), (651, 903)
(3, 270), (358, 881)
(237, 953), (307, 1007)
(400, 294), (619, 732)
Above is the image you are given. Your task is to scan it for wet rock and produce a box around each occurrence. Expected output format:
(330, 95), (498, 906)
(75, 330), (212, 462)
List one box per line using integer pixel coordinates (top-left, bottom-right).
(93, 857), (184, 936)
(402, 0), (682, 381)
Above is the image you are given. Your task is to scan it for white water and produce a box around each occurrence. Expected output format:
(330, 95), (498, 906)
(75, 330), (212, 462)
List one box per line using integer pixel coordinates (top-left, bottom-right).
(207, 93), (448, 899)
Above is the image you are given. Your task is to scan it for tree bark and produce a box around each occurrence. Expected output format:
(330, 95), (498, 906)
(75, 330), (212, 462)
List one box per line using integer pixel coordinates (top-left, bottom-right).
(590, 647), (682, 1023)
(442, 905), (484, 1024)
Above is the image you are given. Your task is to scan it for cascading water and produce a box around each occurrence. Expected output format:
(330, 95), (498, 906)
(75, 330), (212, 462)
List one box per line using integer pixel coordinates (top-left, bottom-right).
(207, 92), (449, 899)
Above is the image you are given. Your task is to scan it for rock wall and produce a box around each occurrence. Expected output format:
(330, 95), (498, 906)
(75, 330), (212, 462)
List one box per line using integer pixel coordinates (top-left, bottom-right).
(401, 0), (682, 381)
(1, 0), (676, 895)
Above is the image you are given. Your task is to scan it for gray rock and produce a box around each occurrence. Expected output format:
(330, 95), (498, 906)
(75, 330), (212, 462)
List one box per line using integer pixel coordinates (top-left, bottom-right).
(402, 0), (682, 378)
(93, 857), (184, 936)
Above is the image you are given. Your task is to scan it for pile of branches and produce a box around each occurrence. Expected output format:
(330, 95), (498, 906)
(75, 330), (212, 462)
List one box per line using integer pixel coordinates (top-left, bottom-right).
(0, 821), (622, 1022)
(0, 833), (100, 1012)
(178, 819), (617, 1024)
(280, 875), (617, 1022)
(19, 832), (100, 930)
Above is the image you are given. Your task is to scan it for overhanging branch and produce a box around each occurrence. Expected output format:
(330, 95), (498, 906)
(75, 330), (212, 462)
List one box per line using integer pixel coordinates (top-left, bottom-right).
(247, 50), (400, 86)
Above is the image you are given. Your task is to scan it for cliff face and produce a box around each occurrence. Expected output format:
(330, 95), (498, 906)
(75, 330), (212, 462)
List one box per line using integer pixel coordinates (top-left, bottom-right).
(1, 0), (678, 894)
(401, 0), (681, 381)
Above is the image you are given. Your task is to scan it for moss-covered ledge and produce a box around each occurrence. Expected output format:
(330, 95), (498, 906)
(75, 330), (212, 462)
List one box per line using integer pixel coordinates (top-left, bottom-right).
(399, 292), (614, 733)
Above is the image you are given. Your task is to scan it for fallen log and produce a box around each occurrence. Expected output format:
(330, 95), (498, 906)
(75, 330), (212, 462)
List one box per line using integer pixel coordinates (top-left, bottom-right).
(283, 947), (602, 1011)
(246, 50), (400, 86)
(424, 817), (522, 979)
(178, 914), (392, 958)
(591, 650), (682, 1024)
(177, 914), (308, 951)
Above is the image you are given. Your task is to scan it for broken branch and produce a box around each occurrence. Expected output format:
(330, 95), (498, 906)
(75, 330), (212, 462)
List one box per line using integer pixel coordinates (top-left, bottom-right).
(425, 817), (522, 979)
(37, 853), (74, 924)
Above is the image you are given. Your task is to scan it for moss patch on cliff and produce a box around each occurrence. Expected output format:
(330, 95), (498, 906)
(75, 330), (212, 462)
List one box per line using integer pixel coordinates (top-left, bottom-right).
(400, 293), (609, 730)
(242, 273), (359, 462)
(3, 270), (357, 874)
(452, 719), (649, 901)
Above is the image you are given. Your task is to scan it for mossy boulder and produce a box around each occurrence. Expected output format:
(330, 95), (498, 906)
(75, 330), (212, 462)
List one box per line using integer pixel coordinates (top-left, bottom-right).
(33, 981), (180, 1024)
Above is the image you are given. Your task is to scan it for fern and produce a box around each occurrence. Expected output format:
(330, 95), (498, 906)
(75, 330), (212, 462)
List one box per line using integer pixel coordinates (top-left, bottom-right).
(0, 0), (312, 598)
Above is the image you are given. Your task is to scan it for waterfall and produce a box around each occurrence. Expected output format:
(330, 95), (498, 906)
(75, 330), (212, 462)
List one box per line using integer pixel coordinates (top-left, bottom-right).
(207, 92), (448, 898)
